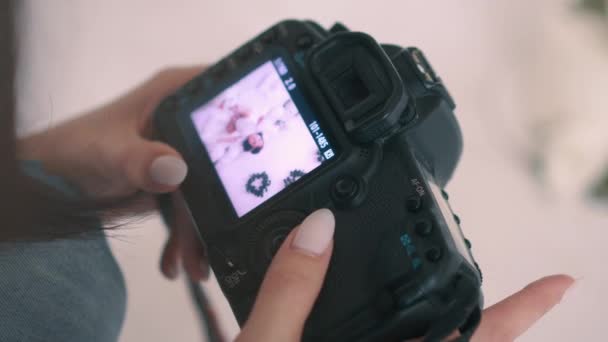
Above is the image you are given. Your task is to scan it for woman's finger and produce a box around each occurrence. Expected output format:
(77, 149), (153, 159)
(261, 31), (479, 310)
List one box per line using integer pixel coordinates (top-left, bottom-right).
(172, 192), (209, 281)
(180, 229), (209, 281)
(158, 192), (184, 280)
(121, 67), (208, 194)
(160, 225), (181, 280)
(159, 191), (209, 281)
(473, 274), (575, 342)
(237, 209), (335, 342)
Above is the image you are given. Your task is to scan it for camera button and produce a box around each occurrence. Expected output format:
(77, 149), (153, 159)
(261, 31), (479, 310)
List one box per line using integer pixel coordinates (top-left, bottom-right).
(453, 214), (461, 224)
(330, 176), (367, 208)
(268, 230), (289, 257)
(425, 247), (442, 262)
(441, 189), (449, 200)
(261, 29), (276, 44)
(405, 195), (422, 212)
(465, 238), (472, 249)
(334, 176), (358, 199)
(414, 219), (433, 236)
(252, 211), (306, 267)
(252, 41), (264, 54)
(296, 34), (314, 49)
(235, 46), (251, 62)
(475, 261), (483, 282)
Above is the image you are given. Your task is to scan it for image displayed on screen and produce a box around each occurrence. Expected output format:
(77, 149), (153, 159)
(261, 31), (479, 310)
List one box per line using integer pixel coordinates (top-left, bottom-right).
(191, 57), (336, 217)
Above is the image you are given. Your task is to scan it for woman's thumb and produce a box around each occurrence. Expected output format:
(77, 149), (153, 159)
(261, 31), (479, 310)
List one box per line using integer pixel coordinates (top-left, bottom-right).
(238, 209), (335, 342)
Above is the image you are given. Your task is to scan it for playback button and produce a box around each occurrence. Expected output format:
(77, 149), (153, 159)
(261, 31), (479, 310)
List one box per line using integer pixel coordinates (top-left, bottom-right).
(406, 195), (422, 212)
(414, 219), (433, 236)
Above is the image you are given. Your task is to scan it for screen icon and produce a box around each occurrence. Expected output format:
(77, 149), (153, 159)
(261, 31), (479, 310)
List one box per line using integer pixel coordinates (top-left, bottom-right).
(323, 149), (335, 160)
(273, 58), (288, 76)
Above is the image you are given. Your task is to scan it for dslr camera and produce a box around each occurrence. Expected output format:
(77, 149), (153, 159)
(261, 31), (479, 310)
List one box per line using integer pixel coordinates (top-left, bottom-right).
(155, 20), (483, 342)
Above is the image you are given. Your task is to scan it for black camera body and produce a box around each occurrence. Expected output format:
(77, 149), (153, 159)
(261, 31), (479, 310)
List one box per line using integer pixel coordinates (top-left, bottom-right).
(155, 20), (483, 341)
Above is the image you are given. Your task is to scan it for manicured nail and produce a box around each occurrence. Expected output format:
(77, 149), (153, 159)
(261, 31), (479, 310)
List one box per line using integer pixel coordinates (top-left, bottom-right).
(562, 278), (580, 302)
(292, 209), (335, 256)
(150, 155), (188, 186)
(167, 264), (179, 280)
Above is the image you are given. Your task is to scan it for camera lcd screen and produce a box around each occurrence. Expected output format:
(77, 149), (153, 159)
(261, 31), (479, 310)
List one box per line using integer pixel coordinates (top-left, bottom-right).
(191, 57), (336, 217)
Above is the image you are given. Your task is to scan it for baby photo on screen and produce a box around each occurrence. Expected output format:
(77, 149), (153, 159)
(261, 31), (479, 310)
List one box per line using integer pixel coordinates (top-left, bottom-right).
(191, 59), (327, 216)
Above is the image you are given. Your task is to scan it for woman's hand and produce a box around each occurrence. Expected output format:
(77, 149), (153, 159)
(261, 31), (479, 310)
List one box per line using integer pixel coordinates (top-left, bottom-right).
(18, 66), (209, 281)
(19, 67), (203, 197)
(238, 209), (336, 342)
(237, 208), (575, 342)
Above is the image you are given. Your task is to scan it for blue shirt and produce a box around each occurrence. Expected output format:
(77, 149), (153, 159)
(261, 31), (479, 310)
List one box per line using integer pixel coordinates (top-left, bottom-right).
(0, 162), (126, 341)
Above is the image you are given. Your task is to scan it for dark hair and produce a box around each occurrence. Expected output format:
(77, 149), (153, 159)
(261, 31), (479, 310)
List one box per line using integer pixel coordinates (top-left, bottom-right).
(242, 132), (264, 154)
(0, 1), (134, 242)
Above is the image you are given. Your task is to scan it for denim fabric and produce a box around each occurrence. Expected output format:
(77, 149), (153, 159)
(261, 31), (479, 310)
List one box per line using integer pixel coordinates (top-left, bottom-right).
(0, 162), (126, 342)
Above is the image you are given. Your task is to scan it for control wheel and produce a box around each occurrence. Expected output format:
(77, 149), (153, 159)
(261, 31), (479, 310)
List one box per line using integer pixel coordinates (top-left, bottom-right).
(264, 227), (291, 260)
(330, 175), (367, 208)
(248, 211), (306, 272)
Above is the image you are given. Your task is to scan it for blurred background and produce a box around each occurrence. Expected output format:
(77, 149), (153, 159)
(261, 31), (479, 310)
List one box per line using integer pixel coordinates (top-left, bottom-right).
(16, 0), (608, 341)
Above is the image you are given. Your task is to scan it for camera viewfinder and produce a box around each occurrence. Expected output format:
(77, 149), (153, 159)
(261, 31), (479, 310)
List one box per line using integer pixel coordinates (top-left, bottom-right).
(308, 32), (408, 142)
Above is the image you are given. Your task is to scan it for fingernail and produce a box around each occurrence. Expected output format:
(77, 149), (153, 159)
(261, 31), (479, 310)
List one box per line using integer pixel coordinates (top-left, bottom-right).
(562, 278), (580, 302)
(150, 155), (188, 186)
(292, 209), (335, 256)
(167, 264), (179, 280)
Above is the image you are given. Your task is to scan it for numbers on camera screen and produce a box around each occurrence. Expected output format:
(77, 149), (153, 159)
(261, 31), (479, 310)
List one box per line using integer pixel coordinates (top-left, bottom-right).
(283, 77), (296, 91)
(273, 58), (289, 76)
(309, 121), (320, 133)
(317, 135), (328, 148)
(308, 121), (331, 150)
